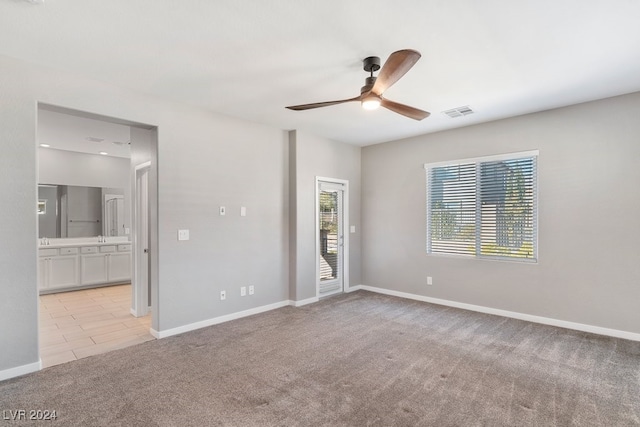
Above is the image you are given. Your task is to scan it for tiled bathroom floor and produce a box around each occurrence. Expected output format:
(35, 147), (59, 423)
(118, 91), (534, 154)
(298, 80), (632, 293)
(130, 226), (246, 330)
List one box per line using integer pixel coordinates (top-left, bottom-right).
(39, 284), (154, 368)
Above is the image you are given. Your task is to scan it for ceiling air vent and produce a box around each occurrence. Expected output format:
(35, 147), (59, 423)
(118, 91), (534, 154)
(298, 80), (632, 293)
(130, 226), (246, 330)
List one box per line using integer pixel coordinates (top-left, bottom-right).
(85, 136), (105, 143)
(443, 106), (474, 118)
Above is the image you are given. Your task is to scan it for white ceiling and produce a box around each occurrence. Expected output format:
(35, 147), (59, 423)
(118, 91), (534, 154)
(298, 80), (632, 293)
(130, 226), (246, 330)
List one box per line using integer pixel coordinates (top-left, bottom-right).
(38, 107), (131, 158)
(2, 0), (640, 146)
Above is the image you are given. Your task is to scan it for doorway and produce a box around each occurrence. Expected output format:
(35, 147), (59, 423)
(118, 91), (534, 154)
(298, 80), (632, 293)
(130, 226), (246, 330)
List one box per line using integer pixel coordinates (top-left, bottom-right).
(316, 177), (349, 297)
(133, 162), (151, 317)
(104, 194), (125, 237)
(36, 103), (159, 367)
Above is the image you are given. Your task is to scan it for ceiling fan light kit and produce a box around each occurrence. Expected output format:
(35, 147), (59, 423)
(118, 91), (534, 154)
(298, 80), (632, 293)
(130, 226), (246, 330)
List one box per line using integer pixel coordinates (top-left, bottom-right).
(286, 49), (430, 120)
(361, 94), (381, 110)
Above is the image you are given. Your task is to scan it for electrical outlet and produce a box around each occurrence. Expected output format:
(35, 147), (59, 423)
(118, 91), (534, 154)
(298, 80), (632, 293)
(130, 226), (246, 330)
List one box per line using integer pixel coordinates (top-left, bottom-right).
(240, 286), (247, 296)
(220, 290), (226, 301)
(177, 229), (189, 241)
(427, 276), (433, 286)
(248, 285), (254, 295)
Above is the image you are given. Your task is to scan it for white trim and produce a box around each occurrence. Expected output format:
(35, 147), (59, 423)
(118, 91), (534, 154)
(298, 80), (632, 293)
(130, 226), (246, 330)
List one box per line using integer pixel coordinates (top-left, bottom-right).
(151, 300), (292, 339)
(423, 149), (540, 169)
(149, 298), (326, 339)
(359, 285), (640, 342)
(0, 360), (41, 382)
(130, 307), (138, 317)
(292, 296), (319, 307)
(345, 284), (362, 293)
(315, 176), (350, 298)
(318, 288), (343, 298)
(133, 165), (150, 318)
(134, 160), (152, 171)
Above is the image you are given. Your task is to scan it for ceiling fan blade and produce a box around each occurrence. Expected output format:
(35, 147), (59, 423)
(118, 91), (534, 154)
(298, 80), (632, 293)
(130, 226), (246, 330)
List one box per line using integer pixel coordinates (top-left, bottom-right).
(371, 49), (421, 96)
(381, 98), (430, 121)
(286, 96), (361, 111)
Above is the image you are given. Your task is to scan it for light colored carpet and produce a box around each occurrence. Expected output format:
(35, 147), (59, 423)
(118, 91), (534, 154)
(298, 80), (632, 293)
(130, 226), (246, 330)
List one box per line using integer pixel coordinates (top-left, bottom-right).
(1, 290), (639, 426)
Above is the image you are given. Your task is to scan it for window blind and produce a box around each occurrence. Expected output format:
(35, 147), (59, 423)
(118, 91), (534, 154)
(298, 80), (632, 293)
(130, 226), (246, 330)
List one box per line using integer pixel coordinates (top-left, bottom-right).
(426, 152), (537, 261)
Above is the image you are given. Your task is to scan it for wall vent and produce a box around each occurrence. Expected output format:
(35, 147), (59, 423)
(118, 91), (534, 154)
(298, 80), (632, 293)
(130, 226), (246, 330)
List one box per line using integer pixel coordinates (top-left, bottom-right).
(443, 106), (474, 118)
(85, 136), (105, 143)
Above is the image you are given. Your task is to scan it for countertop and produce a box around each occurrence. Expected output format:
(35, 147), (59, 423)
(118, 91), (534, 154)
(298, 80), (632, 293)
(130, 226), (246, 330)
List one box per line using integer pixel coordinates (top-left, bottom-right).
(38, 238), (131, 249)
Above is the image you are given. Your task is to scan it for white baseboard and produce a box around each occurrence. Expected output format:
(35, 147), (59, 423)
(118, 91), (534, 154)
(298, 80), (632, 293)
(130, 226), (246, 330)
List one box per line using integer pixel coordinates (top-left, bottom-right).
(131, 307), (152, 318)
(359, 285), (640, 342)
(152, 300), (292, 339)
(345, 284), (362, 293)
(0, 360), (41, 382)
(151, 296), (329, 339)
(292, 296), (319, 307)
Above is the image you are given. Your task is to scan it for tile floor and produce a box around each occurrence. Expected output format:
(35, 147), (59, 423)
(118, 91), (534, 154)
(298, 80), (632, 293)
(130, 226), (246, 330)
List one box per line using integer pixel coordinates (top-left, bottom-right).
(39, 284), (154, 368)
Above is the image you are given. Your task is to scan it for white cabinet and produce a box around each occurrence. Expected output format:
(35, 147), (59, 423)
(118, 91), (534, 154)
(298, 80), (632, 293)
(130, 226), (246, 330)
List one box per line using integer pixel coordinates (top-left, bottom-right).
(39, 242), (131, 293)
(80, 245), (131, 286)
(80, 253), (109, 285)
(49, 256), (80, 288)
(108, 252), (131, 282)
(39, 249), (79, 290)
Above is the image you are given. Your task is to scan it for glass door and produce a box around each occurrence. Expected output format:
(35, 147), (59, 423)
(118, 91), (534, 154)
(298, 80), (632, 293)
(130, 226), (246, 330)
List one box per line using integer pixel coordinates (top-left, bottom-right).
(318, 182), (344, 296)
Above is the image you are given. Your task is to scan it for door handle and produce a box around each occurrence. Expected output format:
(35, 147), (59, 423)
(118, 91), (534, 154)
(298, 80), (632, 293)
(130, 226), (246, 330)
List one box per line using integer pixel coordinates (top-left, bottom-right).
(143, 248), (149, 254)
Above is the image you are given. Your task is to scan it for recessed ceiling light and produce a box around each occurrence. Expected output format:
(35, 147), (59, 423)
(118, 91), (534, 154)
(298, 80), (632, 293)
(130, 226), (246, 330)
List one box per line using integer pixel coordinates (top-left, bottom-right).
(39, 144), (50, 148)
(99, 151), (108, 156)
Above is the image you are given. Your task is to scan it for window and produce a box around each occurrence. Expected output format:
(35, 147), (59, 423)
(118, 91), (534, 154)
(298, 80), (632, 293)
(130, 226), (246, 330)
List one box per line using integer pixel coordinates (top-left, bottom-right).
(425, 151), (538, 261)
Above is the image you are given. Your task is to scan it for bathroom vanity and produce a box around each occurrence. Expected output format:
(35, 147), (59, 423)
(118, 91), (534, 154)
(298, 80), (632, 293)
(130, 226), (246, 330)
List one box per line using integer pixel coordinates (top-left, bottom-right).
(38, 237), (131, 294)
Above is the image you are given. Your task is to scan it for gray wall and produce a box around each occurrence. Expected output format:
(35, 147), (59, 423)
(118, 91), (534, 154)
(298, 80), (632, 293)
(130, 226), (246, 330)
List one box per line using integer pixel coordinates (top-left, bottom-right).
(361, 92), (640, 334)
(37, 185), (58, 238)
(65, 185), (102, 237)
(0, 54), (295, 373)
(39, 148), (130, 189)
(289, 130), (362, 301)
(0, 56), (38, 373)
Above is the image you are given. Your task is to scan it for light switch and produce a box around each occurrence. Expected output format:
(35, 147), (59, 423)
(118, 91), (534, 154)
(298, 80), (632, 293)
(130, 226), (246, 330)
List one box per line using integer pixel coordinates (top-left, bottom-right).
(178, 229), (189, 241)
(350, 225), (356, 233)
(219, 206), (226, 216)
(240, 206), (247, 217)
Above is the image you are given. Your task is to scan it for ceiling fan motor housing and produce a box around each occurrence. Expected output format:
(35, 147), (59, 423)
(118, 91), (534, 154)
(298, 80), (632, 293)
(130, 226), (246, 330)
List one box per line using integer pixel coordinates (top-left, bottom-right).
(362, 56), (381, 94)
(361, 76), (377, 94)
(363, 56), (381, 73)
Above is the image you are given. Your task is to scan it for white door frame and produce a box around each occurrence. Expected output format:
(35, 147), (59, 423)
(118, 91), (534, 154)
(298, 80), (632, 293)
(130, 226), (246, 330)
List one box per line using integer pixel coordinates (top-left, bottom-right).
(315, 176), (349, 298)
(103, 194), (124, 236)
(132, 161), (151, 317)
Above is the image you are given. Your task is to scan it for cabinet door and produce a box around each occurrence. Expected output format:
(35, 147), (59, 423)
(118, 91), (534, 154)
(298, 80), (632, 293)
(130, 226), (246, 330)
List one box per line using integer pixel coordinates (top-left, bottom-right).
(81, 254), (108, 285)
(48, 255), (79, 289)
(107, 252), (131, 282)
(38, 258), (49, 290)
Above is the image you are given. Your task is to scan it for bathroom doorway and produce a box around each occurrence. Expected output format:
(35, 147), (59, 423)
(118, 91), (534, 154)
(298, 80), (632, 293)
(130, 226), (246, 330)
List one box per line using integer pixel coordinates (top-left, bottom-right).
(36, 103), (159, 367)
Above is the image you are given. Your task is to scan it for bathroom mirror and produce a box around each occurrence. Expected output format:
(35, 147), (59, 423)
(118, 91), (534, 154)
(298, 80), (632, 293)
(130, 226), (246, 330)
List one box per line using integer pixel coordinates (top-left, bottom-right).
(38, 184), (125, 238)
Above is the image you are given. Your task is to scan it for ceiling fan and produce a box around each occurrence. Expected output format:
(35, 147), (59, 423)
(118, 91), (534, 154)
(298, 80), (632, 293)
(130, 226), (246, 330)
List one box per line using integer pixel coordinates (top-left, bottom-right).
(286, 49), (430, 121)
